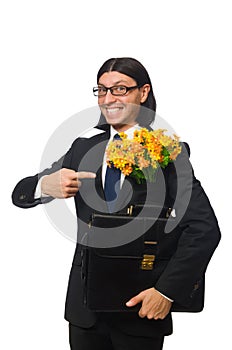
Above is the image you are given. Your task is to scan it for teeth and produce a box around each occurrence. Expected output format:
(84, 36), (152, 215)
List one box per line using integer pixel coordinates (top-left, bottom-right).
(106, 108), (121, 113)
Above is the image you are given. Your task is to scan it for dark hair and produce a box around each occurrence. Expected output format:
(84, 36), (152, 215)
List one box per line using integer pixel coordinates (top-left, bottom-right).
(97, 57), (156, 127)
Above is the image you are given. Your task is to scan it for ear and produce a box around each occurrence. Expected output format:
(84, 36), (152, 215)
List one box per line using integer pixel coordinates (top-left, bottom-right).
(140, 84), (151, 103)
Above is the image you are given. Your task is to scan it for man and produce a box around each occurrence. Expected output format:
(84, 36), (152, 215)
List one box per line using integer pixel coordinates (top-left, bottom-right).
(12, 57), (221, 350)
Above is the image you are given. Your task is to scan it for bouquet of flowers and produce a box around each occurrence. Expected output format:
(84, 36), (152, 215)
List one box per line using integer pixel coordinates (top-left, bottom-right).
(106, 128), (182, 184)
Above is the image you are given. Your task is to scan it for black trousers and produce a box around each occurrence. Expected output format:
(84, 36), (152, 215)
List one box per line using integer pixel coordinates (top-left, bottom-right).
(69, 320), (165, 350)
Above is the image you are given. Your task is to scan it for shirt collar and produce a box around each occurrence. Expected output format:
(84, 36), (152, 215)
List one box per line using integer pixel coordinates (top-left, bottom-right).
(110, 124), (141, 140)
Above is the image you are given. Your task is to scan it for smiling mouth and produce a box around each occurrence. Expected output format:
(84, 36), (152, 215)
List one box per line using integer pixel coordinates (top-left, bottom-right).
(106, 107), (124, 114)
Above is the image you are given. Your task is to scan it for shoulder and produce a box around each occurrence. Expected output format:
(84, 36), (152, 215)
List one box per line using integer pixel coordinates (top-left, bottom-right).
(70, 125), (109, 147)
(78, 126), (108, 139)
(182, 142), (190, 157)
(64, 125), (110, 169)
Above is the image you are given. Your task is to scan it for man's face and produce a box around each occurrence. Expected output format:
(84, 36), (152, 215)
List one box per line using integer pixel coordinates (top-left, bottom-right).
(98, 71), (150, 131)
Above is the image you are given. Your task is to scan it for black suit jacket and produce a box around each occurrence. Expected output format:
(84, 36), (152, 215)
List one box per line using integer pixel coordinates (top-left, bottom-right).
(12, 124), (221, 337)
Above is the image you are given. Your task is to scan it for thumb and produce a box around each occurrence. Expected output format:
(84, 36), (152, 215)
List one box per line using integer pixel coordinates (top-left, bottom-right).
(126, 292), (144, 307)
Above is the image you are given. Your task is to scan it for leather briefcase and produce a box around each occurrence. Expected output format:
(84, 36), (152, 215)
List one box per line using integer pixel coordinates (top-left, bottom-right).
(82, 209), (204, 313)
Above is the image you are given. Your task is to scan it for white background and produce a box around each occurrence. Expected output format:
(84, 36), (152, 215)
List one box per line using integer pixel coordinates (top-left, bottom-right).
(0, 0), (231, 349)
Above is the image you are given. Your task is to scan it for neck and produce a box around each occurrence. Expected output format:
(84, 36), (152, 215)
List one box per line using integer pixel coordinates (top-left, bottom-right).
(112, 122), (137, 132)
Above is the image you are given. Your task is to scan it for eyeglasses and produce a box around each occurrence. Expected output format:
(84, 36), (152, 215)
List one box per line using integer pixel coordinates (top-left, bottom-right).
(93, 85), (140, 97)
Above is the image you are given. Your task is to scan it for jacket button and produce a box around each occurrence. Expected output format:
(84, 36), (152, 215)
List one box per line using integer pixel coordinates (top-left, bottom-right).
(19, 194), (27, 201)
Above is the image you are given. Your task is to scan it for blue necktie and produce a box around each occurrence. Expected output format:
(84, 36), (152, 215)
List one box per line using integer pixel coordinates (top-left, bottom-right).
(104, 134), (121, 212)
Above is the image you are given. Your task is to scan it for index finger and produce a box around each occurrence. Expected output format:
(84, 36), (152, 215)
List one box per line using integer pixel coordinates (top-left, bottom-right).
(76, 171), (96, 179)
(126, 292), (144, 307)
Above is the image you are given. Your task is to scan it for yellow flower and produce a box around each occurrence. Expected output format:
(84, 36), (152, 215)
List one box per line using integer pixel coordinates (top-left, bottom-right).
(106, 128), (181, 183)
(118, 132), (128, 140)
(122, 164), (133, 176)
(137, 156), (150, 169)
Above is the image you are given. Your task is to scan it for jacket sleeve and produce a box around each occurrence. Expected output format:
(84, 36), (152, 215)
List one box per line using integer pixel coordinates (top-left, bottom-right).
(155, 143), (221, 306)
(12, 142), (75, 209)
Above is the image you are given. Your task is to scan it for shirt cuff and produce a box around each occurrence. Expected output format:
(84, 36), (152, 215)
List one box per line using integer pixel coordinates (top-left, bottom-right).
(156, 290), (174, 302)
(34, 175), (50, 198)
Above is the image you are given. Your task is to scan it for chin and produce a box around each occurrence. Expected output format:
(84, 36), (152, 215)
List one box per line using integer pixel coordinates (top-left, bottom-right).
(105, 116), (123, 126)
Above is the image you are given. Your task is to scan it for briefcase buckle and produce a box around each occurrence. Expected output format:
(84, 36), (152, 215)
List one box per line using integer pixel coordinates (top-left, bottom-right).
(141, 255), (155, 270)
(127, 205), (133, 216)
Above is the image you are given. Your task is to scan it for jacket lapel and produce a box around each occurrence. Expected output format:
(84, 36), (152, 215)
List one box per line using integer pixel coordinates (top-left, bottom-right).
(92, 126), (110, 212)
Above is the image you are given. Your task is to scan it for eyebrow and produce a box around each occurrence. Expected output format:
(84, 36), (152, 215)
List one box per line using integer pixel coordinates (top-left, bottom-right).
(98, 80), (129, 86)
